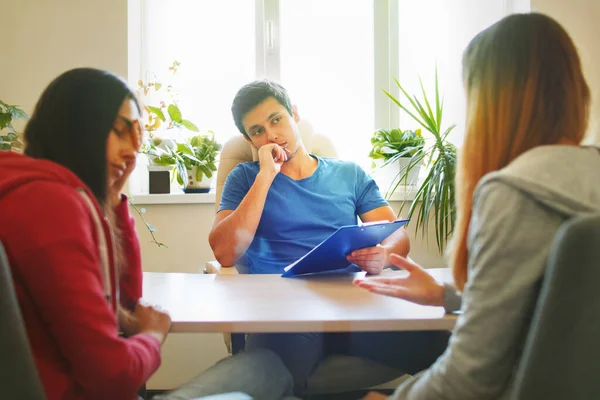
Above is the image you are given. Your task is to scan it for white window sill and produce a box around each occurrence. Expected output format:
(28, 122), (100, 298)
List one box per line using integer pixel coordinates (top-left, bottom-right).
(386, 187), (417, 202)
(130, 192), (216, 205)
(129, 186), (417, 205)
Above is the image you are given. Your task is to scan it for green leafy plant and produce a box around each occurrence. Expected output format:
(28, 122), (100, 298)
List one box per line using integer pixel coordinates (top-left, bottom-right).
(369, 128), (425, 164)
(174, 134), (222, 186)
(369, 128), (426, 192)
(138, 61), (199, 136)
(142, 133), (221, 188)
(0, 100), (28, 151)
(383, 70), (457, 252)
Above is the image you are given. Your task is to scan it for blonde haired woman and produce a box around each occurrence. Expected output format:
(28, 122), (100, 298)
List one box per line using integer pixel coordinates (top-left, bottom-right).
(356, 12), (600, 399)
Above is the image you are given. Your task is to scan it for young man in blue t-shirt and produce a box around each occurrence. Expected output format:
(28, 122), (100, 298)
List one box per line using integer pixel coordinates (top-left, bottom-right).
(209, 80), (448, 394)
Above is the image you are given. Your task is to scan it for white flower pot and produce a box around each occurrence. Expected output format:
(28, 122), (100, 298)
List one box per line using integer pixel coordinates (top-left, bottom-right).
(183, 166), (215, 193)
(371, 157), (421, 193)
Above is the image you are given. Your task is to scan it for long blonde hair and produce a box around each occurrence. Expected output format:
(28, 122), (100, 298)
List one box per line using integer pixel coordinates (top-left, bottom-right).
(451, 13), (590, 291)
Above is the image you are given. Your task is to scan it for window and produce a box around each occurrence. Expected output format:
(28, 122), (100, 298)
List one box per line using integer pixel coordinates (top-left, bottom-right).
(396, 0), (530, 145)
(129, 0), (530, 195)
(140, 0), (255, 140)
(280, 0), (374, 163)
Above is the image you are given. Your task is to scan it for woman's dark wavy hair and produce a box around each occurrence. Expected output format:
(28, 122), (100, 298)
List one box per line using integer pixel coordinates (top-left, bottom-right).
(25, 68), (140, 205)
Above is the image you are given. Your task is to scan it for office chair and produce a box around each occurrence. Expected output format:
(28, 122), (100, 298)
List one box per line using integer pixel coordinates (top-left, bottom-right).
(512, 213), (600, 399)
(0, 241), (46, 400)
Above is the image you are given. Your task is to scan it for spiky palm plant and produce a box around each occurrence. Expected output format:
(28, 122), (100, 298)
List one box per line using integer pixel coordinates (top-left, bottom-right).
(382, 70), (457, 253)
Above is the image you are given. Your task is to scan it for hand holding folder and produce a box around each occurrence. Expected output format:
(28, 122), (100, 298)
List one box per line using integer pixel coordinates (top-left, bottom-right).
(282, 219), (409, 277)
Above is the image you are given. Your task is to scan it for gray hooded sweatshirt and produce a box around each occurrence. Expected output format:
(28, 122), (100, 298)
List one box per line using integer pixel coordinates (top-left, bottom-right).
(390, 145), (600, 400)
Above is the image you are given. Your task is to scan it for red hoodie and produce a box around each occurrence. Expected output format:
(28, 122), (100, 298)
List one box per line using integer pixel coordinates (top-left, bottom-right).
(0, 152), (161, 400)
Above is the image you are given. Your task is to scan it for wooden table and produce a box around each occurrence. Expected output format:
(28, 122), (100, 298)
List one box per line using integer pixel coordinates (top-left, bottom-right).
(143, 269), (457, 333)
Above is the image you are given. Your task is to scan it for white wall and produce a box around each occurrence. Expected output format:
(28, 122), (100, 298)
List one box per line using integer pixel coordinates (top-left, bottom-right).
(3, 0), (599, 390)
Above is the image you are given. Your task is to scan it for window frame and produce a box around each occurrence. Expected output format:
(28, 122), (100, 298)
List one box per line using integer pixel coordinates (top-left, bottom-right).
(127, 0), (529, 201)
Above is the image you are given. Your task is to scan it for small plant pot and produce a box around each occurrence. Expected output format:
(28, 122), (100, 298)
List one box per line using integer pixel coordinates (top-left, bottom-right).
(148, 165), (172, 194)
(182, 166), (215, 193)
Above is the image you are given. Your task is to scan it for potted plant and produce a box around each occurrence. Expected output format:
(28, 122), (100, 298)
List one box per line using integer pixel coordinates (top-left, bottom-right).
(0, 100), (28, 152)
(382, 70), (457, 253)
(138, 61), (201, 193)
(141, 137), (177, 194)
(175, 134), (222, 193)
(369, 127), (425, 192)
(142, 133), (221, 193)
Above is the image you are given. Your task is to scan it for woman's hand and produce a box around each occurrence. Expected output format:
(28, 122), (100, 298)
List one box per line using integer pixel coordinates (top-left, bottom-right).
(118, 305), (140, 337)
(135, 301), (172, 344)
(109, 157), (136, 207)
(354, 253), (445, 306)
(361, 391), (389, 400)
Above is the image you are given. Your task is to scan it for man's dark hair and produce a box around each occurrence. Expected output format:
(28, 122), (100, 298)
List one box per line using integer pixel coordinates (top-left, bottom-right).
(25, 68), (140, 205)
(231, 79), (293, 138)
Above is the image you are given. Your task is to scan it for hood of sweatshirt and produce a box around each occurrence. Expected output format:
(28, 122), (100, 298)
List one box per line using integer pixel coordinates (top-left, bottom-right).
(0, 151), (92, 200)
(481, 145), (600, 216)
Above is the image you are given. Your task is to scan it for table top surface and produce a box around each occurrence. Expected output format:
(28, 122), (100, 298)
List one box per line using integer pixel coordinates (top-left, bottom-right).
(143, 269), (457, 333)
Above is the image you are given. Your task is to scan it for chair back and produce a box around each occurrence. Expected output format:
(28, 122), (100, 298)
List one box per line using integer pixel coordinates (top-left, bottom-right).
(214, 119), (338, 212)
(512, 213), (600, 399)
(0, 241), (46, 399)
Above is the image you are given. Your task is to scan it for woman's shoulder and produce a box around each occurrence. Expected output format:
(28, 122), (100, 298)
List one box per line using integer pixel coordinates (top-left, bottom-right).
(2, 181), (104, 280)
(491, 145), (600, 185)
(471, 179), (529, 220)
(477, 145), (600, 216)
(5, 180), (88, 210)
(5, 181), (98, 241)
(29, 180), (92, 211)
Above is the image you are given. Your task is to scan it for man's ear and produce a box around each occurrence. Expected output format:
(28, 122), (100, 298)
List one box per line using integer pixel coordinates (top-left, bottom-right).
(292, 105), (300, 123)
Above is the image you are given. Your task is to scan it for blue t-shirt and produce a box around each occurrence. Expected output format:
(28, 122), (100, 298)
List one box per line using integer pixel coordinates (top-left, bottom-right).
(218, 156), (388, 274)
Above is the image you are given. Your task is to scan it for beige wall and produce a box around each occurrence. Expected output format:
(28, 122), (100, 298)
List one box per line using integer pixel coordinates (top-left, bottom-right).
(3, 0), (599, 390)
(2, 0), (128, 116)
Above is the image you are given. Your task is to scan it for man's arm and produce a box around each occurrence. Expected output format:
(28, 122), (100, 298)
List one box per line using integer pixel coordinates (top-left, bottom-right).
(209, 143), (289, 266)
(346, 205), (411, 274)
(361, 205), (410, 263)
(209, 171), (274, 266)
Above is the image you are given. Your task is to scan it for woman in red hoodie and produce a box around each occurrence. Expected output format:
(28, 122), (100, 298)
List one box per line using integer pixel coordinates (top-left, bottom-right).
(0, 68), (293, 400)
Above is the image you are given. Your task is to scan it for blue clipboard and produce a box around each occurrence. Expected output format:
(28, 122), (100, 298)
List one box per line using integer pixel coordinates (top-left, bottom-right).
(281, 219), (409, 277)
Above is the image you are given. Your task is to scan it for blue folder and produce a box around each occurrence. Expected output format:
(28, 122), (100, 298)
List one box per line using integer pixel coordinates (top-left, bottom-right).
(281, 219), (409, 277)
